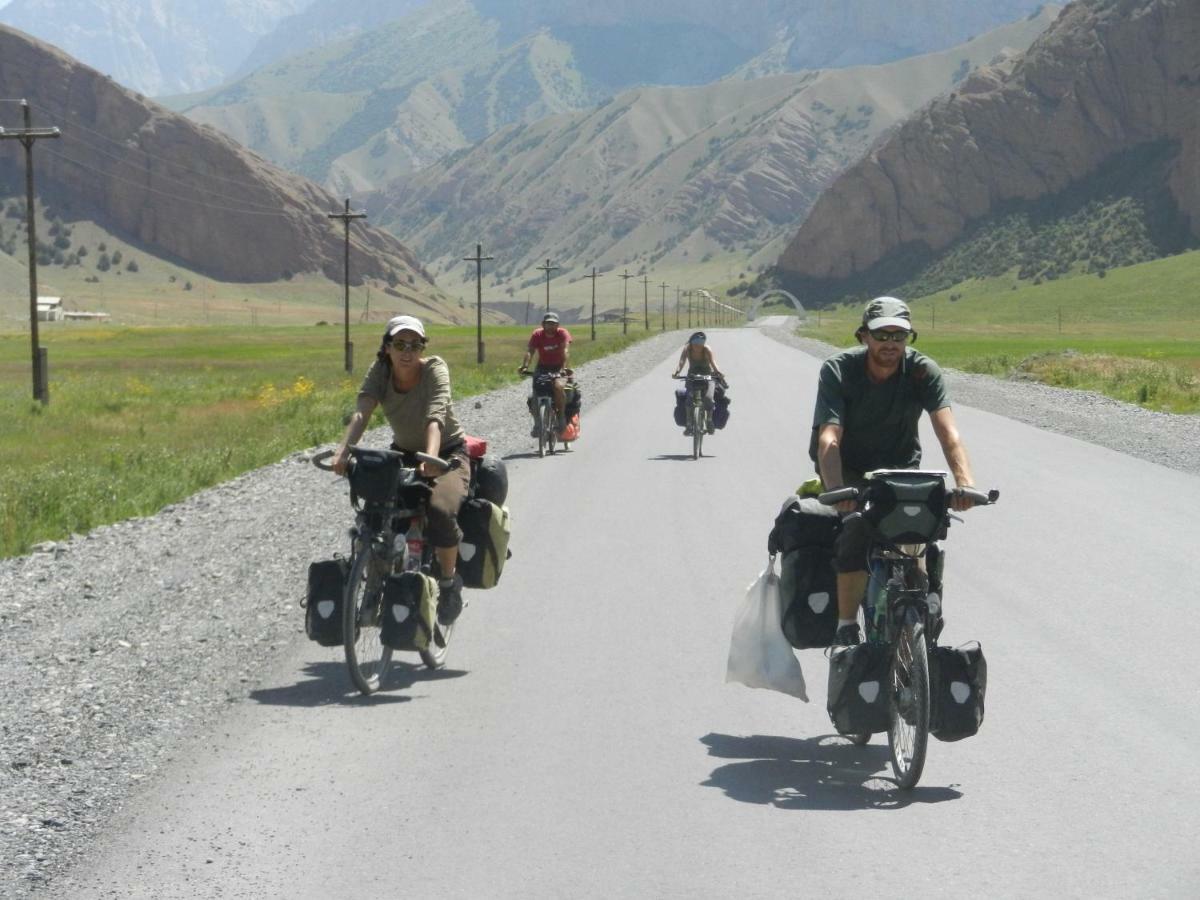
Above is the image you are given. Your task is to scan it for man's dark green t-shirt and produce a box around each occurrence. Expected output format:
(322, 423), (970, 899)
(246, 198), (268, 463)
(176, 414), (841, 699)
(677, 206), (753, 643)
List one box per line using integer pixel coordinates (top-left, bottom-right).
(809, 346), (949, 475)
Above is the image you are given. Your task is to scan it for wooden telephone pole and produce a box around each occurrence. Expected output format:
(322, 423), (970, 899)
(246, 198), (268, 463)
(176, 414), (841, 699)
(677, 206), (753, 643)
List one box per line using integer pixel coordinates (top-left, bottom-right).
(639, 274), (651, 330)
(327, 198), (366, 373)
(0, 100), (60, 404)
(463, 243), (493, 363)
(584, 267), (602, 341)
(618, 269), (634, 335)
(659, 281), (669, 332)
(536, 258), (560, 315)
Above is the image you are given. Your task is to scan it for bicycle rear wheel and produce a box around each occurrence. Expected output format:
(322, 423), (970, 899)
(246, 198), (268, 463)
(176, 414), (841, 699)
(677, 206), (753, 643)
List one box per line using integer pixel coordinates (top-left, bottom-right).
(547, 404), (558, 455)
(887, 623), (930, 789)
(343, 548), (394, 695)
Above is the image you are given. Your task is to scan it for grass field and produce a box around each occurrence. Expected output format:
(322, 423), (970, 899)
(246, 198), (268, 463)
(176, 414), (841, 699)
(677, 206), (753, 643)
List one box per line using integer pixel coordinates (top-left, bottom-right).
(0, 322), (647, 557)
(792, 250), (1200, 414)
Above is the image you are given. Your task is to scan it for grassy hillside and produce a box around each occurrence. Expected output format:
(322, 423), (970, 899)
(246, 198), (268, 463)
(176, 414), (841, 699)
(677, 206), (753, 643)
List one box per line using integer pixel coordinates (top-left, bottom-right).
(0, 322), (647, 557)
(795, 249), (1200, 412)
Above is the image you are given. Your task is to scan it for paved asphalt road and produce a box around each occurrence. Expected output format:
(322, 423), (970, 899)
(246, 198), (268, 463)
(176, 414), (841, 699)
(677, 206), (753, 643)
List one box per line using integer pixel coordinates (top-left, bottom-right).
(61, 326), (1200, 898)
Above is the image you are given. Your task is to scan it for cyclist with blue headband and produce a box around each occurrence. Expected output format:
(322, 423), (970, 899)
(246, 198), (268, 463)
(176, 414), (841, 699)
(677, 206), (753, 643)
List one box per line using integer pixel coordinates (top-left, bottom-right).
(672, 331), (727, 435)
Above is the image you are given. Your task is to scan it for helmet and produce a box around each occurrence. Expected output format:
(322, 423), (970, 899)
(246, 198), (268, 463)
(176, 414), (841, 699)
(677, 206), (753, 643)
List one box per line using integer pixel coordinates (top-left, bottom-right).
(688, 331), (706, 344)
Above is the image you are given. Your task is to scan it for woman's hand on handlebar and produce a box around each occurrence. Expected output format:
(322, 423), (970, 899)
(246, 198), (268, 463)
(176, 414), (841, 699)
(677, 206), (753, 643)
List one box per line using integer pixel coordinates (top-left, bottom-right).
(332, 446), (350, 476)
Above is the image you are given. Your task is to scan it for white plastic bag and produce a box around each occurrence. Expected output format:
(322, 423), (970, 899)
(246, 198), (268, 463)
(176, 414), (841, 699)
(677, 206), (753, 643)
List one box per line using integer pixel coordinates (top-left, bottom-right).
(725, 558), (809, 701)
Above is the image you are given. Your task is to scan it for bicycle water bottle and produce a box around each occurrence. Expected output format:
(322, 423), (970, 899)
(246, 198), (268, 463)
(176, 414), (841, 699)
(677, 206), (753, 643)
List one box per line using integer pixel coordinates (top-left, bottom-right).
(404, 522), (423, 573)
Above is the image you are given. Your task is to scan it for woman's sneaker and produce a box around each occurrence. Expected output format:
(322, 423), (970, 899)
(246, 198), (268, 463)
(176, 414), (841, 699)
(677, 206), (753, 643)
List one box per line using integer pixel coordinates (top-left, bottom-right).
(436, 573), (464, 626)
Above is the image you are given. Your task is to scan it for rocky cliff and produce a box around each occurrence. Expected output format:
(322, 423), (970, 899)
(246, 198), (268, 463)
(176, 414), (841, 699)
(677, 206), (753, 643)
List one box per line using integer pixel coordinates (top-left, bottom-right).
(776, 0), (1200, 299)
(0, 25), (432, 287)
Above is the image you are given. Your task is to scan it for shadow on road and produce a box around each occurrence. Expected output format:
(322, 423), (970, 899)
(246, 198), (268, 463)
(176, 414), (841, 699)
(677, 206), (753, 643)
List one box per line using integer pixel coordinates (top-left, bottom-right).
(648, 454), (711, 462)
(502, 451), (569, 461)
(249, 661), (468, 707)
(699, 733), (962, 810)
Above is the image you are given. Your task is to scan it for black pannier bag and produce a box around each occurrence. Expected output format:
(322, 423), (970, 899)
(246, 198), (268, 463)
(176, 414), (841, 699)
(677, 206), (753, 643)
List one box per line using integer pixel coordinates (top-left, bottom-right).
(929, 641), (987, 742)
(713, 388), (731, 429)
(565, 382), (582, 417)
(862, 472), (947, 546)
(827, 642), (892, 735)
(347, 448), (405, 507)
(779, 547), (838, 648)
(768, 495), (840, 556)
(457, 497), (512, 589)
(305, 558), (347, 647)
(380, 572), (431, 651)
(672, 387), (687, 427)
(473, 454), (509, 506)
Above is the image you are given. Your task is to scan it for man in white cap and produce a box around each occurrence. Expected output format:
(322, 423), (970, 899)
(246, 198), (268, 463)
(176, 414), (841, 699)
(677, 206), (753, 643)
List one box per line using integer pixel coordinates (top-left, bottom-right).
(809, 296), (979, 646)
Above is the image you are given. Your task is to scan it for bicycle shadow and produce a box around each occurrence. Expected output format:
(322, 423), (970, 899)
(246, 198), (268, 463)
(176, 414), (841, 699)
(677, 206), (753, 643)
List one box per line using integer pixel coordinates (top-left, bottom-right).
(699, 733), (963, 810)
(249, 660), (468, 707)
(502, 451), (567, 461)
(648, 454), (712, 462)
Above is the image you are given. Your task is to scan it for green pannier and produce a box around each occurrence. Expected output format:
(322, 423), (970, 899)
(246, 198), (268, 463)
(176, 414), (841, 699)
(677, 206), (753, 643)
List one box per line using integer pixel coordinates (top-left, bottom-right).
(457, 498), (511, 589)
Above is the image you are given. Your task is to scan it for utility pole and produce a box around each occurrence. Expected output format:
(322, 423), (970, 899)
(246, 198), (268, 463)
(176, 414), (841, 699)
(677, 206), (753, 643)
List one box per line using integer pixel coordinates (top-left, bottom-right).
(536, 258), (559, 315)
(675, 287), (681, 330)
(327, 197), (366, 373)
(463, 243), (493, 363)
(639, 274), (651, 331)
(1, 100), (60, 405)
(659, 281), (669, 332)
(686, 290), (693, 328)
(618, 269), (634, 336)
(584, 266), (602, 341)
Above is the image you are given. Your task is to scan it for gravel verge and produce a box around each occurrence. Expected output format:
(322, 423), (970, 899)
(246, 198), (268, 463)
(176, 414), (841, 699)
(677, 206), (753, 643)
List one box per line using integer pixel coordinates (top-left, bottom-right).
(3, 323), (1196, 896)
(0, 330), (684, 897)
(761, 324), (1200, 477)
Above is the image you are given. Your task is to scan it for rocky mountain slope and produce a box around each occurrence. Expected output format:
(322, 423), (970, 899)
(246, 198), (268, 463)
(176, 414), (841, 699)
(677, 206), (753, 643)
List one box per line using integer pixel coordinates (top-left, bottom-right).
(775, 0), (1200, 302)
(0, 25), (433, 292)
(172, 0), (1046, 194)
(0, 0), (311, 97)
(365, 12), (1056, 289)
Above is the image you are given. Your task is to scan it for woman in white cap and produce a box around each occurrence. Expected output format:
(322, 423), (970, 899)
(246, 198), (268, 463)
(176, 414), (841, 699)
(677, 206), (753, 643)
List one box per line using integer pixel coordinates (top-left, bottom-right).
(332, 315), (470, 625)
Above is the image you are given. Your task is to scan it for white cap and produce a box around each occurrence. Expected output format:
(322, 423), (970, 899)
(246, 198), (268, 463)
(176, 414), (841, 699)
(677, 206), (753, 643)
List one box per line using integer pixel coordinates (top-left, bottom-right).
(385, 315), (426, 339)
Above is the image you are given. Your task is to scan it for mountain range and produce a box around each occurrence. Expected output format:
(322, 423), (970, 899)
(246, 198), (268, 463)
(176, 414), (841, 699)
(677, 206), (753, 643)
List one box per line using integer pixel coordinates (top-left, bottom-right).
(367, 10), (1058, 290)
(0, 25), (438, 303)
(167, 0), (1047, 195)
(776, 0), (1200, 303)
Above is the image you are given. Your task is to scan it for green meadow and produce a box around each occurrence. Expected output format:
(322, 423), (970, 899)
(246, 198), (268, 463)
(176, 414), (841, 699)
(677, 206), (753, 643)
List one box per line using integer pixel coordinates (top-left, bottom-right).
(795, 250), (1200, 414)
(0, 323), (646, 557)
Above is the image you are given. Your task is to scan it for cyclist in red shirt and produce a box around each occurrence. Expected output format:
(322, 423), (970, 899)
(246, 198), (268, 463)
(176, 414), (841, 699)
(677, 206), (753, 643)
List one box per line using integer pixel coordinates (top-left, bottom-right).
(519, 311), (573, 435)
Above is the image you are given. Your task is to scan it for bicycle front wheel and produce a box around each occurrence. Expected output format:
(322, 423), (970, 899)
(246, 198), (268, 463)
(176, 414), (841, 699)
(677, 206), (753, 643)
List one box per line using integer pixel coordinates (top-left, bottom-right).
(343, 549), (394, 695)
(419, 622), (452, 669)
(691, 403), (703, 459)
(537, 401), (549, 457)
(888, 623), (930, 789)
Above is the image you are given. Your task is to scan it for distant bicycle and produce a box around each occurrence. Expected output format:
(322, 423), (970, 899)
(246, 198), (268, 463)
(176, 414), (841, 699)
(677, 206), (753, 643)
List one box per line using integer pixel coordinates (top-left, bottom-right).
(313, 446), (457, 694)
(673, 373), (717, 459)
(819, 470), (997, 788)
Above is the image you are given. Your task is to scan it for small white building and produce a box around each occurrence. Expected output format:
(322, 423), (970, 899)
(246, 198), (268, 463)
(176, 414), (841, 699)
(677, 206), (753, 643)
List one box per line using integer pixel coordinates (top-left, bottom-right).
(36, 297), (63, 322)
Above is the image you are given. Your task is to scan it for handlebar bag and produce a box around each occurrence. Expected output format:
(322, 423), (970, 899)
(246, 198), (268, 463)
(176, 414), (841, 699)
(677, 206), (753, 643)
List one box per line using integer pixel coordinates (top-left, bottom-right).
(929, 641), (987, 741)
(348, 449), (405, 507)
(862, 473), (947, 546)
(457, 498), (512, 589)
(304, 558), (348, 647)
(532, 373), (557, 396)
(827, 642), (892, 735)
(779, 547), (838, 649)
(380, 571), (437, 651)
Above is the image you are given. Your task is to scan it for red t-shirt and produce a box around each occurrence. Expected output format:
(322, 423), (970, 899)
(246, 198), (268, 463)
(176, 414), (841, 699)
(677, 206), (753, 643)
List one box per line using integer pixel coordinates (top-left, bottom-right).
(528, 326), (572, 368)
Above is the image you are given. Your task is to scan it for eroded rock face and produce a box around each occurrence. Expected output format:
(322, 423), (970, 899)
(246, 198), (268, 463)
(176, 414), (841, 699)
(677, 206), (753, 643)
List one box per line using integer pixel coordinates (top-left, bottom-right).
(777, 0), (1200, 287)
(0, 25), (432, 286)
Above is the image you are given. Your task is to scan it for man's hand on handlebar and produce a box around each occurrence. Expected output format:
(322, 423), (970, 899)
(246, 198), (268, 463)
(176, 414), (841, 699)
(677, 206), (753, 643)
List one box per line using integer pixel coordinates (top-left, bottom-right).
(949, 487), (978, 513)
(518, 365), (529, 375)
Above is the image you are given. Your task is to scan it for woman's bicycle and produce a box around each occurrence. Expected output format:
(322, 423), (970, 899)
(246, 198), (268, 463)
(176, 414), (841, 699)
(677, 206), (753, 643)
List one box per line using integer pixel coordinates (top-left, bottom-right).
(819, 470), (997, 789)
(313, 446), (457, 695)
(672, 373), (715, 459)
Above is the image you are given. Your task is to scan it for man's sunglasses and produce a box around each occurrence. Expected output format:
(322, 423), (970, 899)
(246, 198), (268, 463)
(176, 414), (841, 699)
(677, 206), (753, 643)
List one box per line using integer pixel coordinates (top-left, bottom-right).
(388, 339), (426, 352)
(868, 329), (911, 343)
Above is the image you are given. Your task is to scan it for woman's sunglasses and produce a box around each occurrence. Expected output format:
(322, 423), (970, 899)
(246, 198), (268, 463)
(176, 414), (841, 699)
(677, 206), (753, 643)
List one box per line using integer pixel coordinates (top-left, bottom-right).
(388, 339), (425, 353)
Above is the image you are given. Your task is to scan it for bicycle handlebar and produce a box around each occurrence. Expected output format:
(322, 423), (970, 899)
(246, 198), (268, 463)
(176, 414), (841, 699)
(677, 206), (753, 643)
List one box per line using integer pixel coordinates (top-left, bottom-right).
(311, 446), (455, 475)
(817, 485), (999, 507)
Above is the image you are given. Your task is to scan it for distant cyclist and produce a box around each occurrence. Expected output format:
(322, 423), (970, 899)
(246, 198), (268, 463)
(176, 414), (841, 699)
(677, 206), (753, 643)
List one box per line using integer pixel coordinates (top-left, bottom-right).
(331, 315), (470, 626)
(672, 331), (727, 435)
(519, 311), (573, 435)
